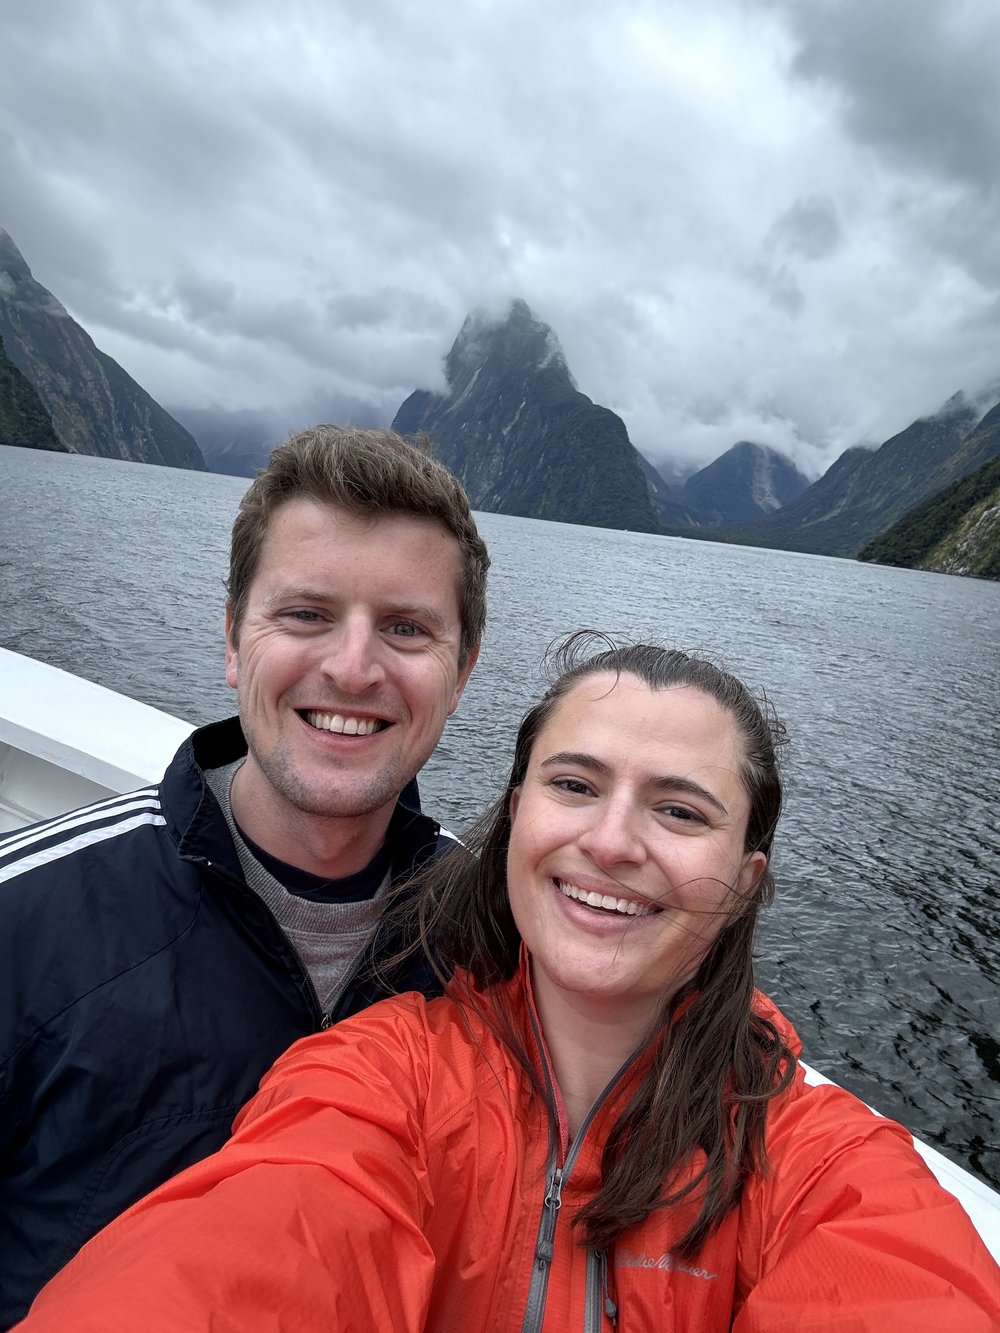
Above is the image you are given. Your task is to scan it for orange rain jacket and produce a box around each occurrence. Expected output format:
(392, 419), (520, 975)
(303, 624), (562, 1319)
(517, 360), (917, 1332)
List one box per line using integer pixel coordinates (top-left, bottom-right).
(18, 967), (1000, 1332)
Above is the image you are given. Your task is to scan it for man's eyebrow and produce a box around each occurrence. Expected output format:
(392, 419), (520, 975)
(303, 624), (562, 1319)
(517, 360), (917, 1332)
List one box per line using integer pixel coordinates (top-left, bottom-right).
(386, 602), (450, 633)
(538, 751), (728, 815)
(263, 587), (329, 609)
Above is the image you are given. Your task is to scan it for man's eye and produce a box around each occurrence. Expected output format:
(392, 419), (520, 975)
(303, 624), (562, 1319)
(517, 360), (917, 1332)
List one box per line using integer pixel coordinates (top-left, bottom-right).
(390, 622), (421, 637)
(285, 609), (322, 622)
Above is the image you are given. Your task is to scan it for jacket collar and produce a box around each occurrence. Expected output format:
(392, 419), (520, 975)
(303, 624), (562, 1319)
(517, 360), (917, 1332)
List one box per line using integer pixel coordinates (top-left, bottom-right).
(488, 947), (654, 1160)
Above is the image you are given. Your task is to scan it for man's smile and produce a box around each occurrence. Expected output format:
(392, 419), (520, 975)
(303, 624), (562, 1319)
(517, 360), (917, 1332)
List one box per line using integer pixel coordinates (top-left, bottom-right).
(301, 710), (388, 737)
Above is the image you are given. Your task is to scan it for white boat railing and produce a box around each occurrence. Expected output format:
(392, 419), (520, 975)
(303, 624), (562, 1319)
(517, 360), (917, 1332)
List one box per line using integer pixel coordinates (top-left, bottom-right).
(0, 646), (194, 832)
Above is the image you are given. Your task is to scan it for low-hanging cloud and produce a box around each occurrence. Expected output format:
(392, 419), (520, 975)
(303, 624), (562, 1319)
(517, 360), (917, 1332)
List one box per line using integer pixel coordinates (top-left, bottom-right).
(1, 0), (998, 479)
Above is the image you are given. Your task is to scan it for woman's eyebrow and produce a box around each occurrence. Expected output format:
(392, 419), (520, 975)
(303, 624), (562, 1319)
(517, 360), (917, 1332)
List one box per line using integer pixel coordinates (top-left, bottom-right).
(650, 774), (728, 815)
(539, 752), (728, 814)
(539, 750), (610, 775)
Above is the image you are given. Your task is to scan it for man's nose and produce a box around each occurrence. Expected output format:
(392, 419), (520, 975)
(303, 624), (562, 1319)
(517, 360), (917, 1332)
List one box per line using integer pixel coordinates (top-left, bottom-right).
(322, 617), (386, 694)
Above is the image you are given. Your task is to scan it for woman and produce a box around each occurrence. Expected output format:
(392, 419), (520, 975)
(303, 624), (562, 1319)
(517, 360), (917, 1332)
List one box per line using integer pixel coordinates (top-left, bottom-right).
(18, 638), (1000, 1330)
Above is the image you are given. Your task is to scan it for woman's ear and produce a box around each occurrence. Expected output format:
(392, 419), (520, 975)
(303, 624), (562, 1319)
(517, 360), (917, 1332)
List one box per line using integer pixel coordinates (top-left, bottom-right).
(509, 787), (521, 823)
(738, 851), (767, 897)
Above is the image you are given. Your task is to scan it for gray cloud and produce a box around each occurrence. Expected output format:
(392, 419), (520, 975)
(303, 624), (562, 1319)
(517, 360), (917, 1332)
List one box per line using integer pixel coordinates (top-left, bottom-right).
(1, 0), (999, 477)
(767, 197), (843, 261)
(774, 0), (1000, 195)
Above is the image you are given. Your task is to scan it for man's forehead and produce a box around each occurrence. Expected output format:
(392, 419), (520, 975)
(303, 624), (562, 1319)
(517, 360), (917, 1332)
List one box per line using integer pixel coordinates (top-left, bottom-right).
(263, 497), (457, 549)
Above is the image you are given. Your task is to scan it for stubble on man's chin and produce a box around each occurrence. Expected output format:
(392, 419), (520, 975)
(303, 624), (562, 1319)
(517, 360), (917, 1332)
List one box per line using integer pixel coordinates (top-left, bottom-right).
(251, 744), (409, 822)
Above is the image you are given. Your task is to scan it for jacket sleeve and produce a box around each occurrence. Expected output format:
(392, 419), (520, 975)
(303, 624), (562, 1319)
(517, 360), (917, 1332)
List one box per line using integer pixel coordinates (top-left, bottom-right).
(733, 1076), (1000, 1332)
(16, 997), (439, 1333)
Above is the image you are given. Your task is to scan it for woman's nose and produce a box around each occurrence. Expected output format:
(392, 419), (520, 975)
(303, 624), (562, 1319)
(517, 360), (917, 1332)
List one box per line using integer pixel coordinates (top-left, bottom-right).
(577, 800), (646, 867)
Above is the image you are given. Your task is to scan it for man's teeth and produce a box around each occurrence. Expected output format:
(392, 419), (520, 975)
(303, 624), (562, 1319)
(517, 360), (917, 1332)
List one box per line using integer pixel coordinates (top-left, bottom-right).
(304, 711), (381, 736)
(557, 880), (655, 917)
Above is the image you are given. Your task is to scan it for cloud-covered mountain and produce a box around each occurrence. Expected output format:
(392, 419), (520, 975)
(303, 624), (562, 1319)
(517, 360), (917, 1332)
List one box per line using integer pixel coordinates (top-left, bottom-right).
(393, 300), (664, 533)
(725, 392), (993, 556)
(681, 441), (810, 525)
(168, 406), (284, 479)
(0, 229), (204, 470)
(171, 392), (386, 479)
(859, 405), (1000, 579)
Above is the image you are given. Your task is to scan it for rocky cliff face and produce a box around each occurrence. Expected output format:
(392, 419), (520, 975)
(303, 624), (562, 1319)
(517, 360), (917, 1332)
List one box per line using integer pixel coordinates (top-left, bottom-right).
(726, 393), (987, 557)
(635, 449), (698, 530)
(859, 404), (1000, 580)
(682, 441), (809, 525)
(393, 300), (661, 533)
(0, 229), (205, 469)
(0, 333), (65, 451)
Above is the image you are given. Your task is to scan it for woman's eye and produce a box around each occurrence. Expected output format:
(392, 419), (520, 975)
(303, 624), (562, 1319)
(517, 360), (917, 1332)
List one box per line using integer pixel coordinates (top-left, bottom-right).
(660, 804), (702, 823)
(553, 777), (594, 797)
(286, 609), (322, 622)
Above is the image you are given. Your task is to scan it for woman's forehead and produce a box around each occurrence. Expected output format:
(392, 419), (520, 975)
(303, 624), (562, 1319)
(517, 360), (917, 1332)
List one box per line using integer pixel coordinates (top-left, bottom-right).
(537, 672), (743, 761)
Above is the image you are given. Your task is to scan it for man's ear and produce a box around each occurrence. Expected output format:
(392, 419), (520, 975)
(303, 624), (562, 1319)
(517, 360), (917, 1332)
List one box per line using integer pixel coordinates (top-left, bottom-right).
(447, 641), (480, 716)
(224, 604), (239, 690)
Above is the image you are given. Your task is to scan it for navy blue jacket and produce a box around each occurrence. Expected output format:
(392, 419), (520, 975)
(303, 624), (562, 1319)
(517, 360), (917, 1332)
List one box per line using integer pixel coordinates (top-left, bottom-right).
(0, 718), (453, 1328)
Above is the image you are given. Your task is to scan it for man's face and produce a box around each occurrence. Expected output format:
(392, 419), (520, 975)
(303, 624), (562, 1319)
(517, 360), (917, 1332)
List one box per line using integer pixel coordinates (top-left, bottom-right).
(225, 498), (477, 831)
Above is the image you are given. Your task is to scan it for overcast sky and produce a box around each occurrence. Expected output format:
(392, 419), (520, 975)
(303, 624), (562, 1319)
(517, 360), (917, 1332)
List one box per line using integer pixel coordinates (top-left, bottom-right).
(2, 0), (999, 477)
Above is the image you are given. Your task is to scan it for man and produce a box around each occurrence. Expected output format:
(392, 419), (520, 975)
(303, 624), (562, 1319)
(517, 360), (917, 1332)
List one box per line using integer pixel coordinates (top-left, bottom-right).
(0, 425), (489, 1327)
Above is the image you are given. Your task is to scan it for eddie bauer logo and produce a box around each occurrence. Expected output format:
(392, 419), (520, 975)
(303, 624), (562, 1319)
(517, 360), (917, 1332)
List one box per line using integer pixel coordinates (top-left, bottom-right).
(617, 1249), (717, 1281)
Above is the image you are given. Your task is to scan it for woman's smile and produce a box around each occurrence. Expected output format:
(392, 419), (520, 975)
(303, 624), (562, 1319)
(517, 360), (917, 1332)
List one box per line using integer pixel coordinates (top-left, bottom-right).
(555, 877), (661, 918)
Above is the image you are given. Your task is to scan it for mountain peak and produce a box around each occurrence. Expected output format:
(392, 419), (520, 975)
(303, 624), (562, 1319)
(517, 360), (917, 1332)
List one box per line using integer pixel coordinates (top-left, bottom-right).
(0, 228), (70, 321)
(682, 439), (810, 524)
(446, 298), (573, 392)
(0, 228), (30, 276)
(392, 302), (659, 533)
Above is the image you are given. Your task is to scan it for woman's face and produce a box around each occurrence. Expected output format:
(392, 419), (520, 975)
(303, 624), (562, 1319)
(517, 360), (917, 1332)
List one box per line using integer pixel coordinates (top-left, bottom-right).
(507, 672), (766, 1034)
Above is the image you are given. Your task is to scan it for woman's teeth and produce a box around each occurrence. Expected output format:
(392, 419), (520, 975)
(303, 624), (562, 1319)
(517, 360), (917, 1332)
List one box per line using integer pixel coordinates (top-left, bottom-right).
(557, 880), (655, 917)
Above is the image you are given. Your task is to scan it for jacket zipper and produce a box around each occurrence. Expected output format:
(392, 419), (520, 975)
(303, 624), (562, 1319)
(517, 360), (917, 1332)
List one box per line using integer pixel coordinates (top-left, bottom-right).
(520, 1109), (618, 1333)
(202, 858), (326, 1026)
(584, 1248), (618, 1331)
(519, 1005), (640, 1333)
(520, 1158), (564, 1333)
(322, 945), (369, 1027)
(204, 858), (422, 1030)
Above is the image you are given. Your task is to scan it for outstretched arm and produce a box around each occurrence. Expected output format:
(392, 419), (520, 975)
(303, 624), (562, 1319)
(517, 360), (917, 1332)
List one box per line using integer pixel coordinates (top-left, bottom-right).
(733, 1080), (1000, 1332)
(17, 998), (439, 1333)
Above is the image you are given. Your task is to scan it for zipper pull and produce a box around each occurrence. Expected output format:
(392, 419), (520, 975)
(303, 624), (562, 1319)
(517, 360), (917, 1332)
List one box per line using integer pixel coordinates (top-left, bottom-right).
(598, 1248), (619, 1327)
(534, 1165), (564, 1266)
